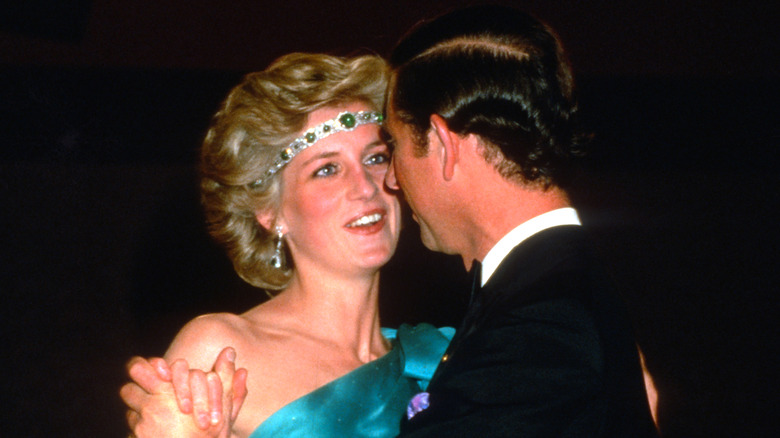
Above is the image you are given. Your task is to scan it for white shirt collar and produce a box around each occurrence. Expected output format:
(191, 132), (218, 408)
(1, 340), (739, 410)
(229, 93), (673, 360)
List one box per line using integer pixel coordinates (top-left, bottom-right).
(480, 207), (581, 286)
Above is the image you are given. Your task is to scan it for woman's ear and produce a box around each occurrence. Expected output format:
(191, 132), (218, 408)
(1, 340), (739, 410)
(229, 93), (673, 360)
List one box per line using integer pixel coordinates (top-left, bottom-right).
(255, 209), (276, 231)
(257, 209), (288, 235)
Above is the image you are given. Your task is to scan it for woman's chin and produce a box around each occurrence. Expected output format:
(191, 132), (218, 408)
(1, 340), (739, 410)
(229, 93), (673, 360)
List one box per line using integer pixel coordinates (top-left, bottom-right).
(354, 247), (396, 271)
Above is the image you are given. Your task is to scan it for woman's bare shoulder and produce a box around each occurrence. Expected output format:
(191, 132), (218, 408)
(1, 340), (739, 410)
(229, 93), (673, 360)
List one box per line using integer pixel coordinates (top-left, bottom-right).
(163, 312), (253, 369)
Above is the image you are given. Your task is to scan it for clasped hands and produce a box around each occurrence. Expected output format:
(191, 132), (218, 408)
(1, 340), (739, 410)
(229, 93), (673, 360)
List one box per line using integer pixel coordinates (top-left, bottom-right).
(120, 347), (248, 438)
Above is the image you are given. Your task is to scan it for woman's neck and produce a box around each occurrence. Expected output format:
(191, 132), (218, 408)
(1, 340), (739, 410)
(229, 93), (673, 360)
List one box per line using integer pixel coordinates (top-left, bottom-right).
(267, 268), (386, 363)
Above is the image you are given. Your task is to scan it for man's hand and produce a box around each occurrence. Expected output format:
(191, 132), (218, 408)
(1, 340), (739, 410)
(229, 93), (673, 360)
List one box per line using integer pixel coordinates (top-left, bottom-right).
(120, 348), (248, 437)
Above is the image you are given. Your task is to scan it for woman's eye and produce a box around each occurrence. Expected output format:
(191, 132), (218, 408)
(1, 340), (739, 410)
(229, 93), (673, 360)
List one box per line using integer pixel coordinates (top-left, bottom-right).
(314, 163), (338, 177)
(365, 153), (390, 166)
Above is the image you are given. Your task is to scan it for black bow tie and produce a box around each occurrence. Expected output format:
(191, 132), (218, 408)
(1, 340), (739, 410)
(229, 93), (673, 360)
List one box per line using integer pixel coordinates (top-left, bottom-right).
(467, 260), (482, 305)
(461, 260), (484, 336)
(428, 260), (483, 375)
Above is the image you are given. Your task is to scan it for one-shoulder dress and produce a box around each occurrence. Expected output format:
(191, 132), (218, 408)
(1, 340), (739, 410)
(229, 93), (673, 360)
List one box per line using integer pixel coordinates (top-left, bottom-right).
(248, 324), (454, 437)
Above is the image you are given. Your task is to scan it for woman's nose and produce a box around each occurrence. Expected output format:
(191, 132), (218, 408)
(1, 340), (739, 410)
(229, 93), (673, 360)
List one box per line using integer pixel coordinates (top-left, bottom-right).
(349, 167), (380, 199)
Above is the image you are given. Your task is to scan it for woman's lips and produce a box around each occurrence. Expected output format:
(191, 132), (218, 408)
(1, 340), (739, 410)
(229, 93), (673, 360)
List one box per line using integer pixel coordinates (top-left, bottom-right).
(345, 210), (386, 234)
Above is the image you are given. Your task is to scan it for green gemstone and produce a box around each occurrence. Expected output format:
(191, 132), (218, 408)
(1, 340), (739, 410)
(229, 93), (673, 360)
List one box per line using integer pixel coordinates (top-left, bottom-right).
(281, 148), (292, 160)
(322, 124), (331, 132)
(340, 113), (356, 128)
(376, 114), (384, 122)
(305, 132), (317, 143)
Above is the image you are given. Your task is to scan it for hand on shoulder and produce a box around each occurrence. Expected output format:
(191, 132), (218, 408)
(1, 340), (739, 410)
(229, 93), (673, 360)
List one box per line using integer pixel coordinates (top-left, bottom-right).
(122, 344), (248, 437)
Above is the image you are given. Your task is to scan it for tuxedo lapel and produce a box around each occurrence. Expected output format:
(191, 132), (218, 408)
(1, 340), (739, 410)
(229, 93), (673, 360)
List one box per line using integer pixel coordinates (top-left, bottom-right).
(426, 261), (481, 384)
(480, 225), (587, 310)
(428, 226), (585, 388)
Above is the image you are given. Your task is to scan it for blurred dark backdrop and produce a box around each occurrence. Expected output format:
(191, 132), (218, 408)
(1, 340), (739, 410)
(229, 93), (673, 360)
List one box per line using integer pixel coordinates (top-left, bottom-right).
(1, 1), (777, 436)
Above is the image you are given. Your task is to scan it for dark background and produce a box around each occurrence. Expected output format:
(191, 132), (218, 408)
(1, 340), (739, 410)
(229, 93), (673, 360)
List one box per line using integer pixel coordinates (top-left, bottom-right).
(1, 1), (777, 436)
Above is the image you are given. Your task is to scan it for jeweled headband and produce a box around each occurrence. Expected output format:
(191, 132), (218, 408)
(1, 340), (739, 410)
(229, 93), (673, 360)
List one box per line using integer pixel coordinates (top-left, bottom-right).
(249, 110), (384, 188)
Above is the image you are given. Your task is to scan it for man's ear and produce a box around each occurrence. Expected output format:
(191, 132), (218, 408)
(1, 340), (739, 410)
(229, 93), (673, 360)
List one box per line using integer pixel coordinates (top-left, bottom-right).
(429, 114), (459, 181)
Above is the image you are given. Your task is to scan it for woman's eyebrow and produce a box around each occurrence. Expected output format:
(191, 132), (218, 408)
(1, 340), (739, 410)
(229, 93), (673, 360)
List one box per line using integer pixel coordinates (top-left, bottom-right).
(301, 150), (340, 167)
(363, 139), (386, 150)
(301, 139), (386, 167)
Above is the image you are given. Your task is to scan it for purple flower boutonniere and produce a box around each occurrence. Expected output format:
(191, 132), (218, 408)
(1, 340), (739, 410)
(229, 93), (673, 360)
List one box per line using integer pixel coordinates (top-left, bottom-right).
(407, 392), (430, 420)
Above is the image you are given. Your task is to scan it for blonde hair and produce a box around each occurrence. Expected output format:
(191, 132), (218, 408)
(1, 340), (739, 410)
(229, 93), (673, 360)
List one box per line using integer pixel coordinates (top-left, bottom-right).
(200, 53), (388, 290)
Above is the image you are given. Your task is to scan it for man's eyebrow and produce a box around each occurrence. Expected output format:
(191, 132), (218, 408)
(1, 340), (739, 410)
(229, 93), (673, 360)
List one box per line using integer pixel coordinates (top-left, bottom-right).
(379, 127), (394, 143)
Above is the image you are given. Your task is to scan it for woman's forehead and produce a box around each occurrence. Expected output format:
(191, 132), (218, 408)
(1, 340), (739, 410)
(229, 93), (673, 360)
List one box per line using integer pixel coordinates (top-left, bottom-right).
(302, 101), (374, 132)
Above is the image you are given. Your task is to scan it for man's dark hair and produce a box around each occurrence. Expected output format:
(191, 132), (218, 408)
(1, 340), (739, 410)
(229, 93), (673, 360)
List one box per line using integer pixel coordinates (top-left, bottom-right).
(389, 5), (590, 188)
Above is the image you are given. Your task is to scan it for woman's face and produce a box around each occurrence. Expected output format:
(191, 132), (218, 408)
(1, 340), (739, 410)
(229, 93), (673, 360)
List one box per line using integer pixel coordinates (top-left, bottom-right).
(275, 102), (401, 276)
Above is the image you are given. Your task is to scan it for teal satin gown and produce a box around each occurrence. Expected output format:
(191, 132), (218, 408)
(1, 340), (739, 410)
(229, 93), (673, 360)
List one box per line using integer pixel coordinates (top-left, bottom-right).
(249, 324), (454, 437)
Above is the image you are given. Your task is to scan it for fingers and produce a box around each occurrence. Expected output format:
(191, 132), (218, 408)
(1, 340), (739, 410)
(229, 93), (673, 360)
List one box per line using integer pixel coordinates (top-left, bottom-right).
(207, 372), (224, 427)
(126, 357), (170, 394)
(211, 347), (236, 426)
(125, 384), (204, 437)
(170, 359), (193, 414)
(189, 369), (212, 430)
(213, 347), (236, 394)
(120, 382), (149, 413)
(213, 348), (237, 382)
(124, 351), (244, 435)
(123, 354), (238, 436)
(148, 357), (172, 381)
(212, 347), (249, 423)
(231, 367), (249, 422)
(126, 408), (140, 430)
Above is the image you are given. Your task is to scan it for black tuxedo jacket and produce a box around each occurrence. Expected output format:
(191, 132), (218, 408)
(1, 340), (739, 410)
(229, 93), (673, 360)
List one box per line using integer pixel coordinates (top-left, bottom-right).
(399, 226), (657, 437)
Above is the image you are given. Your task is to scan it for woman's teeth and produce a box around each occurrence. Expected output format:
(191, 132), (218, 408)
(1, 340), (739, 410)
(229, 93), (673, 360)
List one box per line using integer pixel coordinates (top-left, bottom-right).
(347, 213), (382, 227)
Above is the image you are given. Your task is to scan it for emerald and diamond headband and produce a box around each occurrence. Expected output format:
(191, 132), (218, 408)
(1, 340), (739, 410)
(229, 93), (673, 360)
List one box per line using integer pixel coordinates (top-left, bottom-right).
(249, 110), (384, 188)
